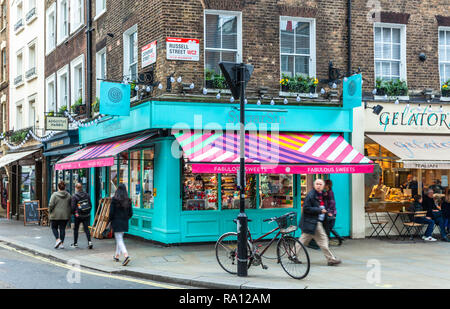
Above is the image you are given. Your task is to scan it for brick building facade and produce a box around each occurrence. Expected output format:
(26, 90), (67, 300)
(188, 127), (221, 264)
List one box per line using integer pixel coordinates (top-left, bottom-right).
(0, 0), (9, 134)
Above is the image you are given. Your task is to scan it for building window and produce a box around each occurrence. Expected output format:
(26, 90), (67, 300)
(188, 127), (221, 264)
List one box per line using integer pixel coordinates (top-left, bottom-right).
(16, 103), (23, 130)
(70, 0), (84, 33)
(280, 17), (316, 78)
(46, 4), (56, 54)
(123, 25), (138, 82)
(182, 162), (218, 211)
(71, 55), (84, 106)
(1, 3), (6, 30)
(1, 49), (6, 82)
(2, 103), (6, 132)
(130, 150), (141, 208)
(95, 0), (106, 19)
(28, 96), (36, 128)
(221, 174), (256, 210)
(439, 28), (450, 85)
(26, 0), (36, 23)
(15, 1), (23, 32)
(57, 0), (69, 44)
(142, 149), (154, 209)
(260, 174), (294, 209)
(204, 10), (241, 77)
(46, 74), (56, 113)
(96, 48), (106, 98)
(374, 24), (406, 81)
(15, 50), (23, 86)
(57, 65), (69, 111)
(27, 41), (36, 79)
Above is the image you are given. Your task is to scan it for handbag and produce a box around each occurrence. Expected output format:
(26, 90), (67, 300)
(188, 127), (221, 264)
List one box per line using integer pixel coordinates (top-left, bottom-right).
(101, 222), (113, 239)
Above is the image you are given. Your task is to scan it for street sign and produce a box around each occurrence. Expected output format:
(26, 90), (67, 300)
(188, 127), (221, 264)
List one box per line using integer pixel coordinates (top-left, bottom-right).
(166, 37), (199, 61)
(45, 116), (68, 131)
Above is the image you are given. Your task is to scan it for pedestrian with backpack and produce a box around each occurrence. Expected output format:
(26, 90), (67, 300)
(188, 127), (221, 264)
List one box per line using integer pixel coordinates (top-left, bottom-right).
(70, 183), (93, 249)
(49, 181), (72, 249)
(109, 184), (133, 266)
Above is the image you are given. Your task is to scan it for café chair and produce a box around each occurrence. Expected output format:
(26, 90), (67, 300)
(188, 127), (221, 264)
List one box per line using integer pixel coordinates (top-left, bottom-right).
(400, 211), (427, 241)
(365, 205), (389, 238)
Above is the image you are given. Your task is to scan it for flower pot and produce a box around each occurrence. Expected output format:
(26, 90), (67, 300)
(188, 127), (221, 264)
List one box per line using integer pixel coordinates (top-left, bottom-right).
(281, 84), (289, 92)
(205, 80), (214, 89)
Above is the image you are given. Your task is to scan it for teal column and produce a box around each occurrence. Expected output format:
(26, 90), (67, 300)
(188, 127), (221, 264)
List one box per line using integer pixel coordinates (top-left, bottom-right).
(151, 137), (181, 243)
(89, 168), (96, 225)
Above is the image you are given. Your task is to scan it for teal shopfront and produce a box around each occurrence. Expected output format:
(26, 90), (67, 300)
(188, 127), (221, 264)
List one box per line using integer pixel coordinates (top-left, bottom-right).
(60, 100), (371, 244)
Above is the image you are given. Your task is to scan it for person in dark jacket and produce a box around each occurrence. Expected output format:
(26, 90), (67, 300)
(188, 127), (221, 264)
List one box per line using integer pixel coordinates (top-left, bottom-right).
(422, 189), (449, 242)
(299, 179), (341, 266)
(70, 183), (93, 249)
(49, 181), (72, 249)
(407, 195), (436, 241)
(441, 191), (450, 235)
(109, 184), (133, 266)
(324, 180), (344, 245)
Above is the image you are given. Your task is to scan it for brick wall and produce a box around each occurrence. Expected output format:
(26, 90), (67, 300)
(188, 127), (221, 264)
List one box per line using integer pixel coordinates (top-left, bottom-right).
(0, 0), (9, 131)
(90, 0), (450, 101)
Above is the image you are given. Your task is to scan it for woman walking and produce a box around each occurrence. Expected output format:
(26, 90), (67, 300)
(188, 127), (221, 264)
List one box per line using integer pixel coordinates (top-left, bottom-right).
(324, 180), (344, 245)
(49, 181), (72, 249)
(109, 184), (133, 266)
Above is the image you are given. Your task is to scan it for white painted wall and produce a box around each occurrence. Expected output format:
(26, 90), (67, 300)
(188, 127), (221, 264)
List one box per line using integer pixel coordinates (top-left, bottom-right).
(352, 106), (366, 238)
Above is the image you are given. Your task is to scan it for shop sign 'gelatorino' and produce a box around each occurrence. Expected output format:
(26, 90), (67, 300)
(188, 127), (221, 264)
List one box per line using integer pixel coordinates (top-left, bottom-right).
(365, 103), (450, 133)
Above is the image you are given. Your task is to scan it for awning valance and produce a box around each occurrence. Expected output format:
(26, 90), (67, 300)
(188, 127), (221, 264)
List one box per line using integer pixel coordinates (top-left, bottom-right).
(173, 130), (373, 174)
(55, 133), (154, 170)
(0, 150), (40, 169)
(366, 134), (450, 169)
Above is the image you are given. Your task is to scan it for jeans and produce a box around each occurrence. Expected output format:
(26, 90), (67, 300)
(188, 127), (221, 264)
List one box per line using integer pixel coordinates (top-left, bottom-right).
(51, 220), (68, 242)
(444, 218), (450, 231)
(433, 214), (447, 239)
(114, 232), (128, 257)
(73, 217), (91, 244)
(414, 217), (434, 237)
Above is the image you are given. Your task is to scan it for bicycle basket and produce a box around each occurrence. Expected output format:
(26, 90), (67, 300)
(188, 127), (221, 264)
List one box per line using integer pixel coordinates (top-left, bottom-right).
(276, 212), (298, 234)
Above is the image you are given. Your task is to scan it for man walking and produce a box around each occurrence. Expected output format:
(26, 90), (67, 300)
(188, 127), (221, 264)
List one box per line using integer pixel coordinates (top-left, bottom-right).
(299, 179), (341, 266)
(71, 183), (93, 249)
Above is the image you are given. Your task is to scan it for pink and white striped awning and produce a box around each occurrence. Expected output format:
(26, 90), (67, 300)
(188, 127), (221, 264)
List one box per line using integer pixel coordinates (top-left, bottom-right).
(173, 130), (373, 174)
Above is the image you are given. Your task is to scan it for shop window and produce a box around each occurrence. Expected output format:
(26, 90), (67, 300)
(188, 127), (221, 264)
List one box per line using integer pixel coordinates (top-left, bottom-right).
(130, 150), (141, 208)
(118, 153), (128, 190)
(182, 163), (218, 211)
(142, 149), (154, 209)
(20, 166), (36, 203)
(260, 174), (294, 209)
(221, 174), (256, 210)
(109, 159), (118, 196)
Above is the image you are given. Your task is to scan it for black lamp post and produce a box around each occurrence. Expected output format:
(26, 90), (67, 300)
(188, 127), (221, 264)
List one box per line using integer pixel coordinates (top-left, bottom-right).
(219, 61), (253, 277)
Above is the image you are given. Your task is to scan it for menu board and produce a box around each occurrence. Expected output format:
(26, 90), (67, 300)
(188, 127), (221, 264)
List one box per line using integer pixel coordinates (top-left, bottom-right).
(24, 200), (40, 225)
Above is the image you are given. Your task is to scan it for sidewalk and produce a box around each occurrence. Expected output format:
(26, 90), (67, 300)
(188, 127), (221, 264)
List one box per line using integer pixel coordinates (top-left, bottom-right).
(1, 218), (450, 289)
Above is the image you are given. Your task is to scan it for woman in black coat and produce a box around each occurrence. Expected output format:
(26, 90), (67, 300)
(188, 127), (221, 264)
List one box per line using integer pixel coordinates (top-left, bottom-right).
(109, 184), (133, 266)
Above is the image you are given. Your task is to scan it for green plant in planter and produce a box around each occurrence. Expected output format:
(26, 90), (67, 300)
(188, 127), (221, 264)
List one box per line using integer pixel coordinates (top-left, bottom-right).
(376, 78), (408, 97)
(58, 105), (68, 115)
(212, 74), (227, 89)
(10, 130), (27, 144)
(442, 80), (450, 97)
(284, 74), (318, 93)
(205, 68), (215, 81)
(47, 111), (55, 117)
(71, 97), (83, 113)
(92, 97), (100, 113)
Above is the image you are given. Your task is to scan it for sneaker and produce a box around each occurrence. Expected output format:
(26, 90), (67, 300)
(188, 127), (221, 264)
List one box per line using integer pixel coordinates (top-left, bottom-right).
(122, 256), (131, 266)
(423, 236), (437, 242)
(422, 236), (426, 240)
(70, 243), (78, 248)
(327, 259), (342, 266)
(54, 240), (62, 249)
(59, 243), (64, 249)
(113, 256), (120, 262)
(88, 241), (93, 249)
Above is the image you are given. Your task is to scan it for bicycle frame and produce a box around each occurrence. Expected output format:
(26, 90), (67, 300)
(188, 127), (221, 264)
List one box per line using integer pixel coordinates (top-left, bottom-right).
(247, 225), (283, 258)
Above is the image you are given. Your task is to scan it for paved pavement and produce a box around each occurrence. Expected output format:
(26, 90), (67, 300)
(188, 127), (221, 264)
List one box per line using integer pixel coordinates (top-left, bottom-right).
(1, 218), (450, 289)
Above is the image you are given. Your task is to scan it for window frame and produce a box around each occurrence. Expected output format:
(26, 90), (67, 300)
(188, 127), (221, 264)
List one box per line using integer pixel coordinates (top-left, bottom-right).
(70, 0), (84, 34)
(46, 73), (56, 113)
(27, 93), (36, 128)
(56, 64), (69, 111)
(279, 16), (316, 79)
(94, 0), (106, 20)
(46, 3), (56, 55)
(57, 0), (69, 45)
(15, 100), (24, 130)
(1, 48), (6, 82)
(203, 9), (242, 79)
(96, 47), (106, 98)
(373, 22), (407, 83)
(70, 54), (85, 106)
(439, 26), (450, 86)
(123, 24), (138, 82)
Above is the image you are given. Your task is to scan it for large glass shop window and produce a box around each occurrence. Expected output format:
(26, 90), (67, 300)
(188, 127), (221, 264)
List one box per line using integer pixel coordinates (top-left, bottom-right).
(130, 150), (141, 208)
(260, 174), (294, 208)
(221, 174), (256, 210)
(142, 149), (154, 209)
(109, 159), (118, 196)
(182, 163), (218, 211)
(20, 166), (36, 203)
(119, 152), (129, 189)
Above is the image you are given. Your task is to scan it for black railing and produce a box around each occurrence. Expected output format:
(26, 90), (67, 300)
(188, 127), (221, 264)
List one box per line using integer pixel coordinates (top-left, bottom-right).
(26, 8), (36, 22)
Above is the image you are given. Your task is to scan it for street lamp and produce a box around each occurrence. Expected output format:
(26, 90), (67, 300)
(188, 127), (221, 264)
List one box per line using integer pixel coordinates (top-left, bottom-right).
(219, 61), (253, 277)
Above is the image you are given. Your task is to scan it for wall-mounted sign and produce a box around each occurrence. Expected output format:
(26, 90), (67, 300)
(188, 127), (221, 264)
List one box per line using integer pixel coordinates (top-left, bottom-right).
(365, 103), (450, 133)
(166, 37), (199, 61)
(142, 40), (157, 68)
(45, 116), (68, 131)
(99, 81), (131, 116)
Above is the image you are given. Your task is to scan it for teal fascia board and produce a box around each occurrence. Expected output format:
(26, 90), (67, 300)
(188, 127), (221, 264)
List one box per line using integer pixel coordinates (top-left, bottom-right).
(79, 100), (353, 144)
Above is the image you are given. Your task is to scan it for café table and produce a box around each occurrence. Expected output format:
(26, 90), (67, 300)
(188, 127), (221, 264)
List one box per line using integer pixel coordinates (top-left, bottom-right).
(386, 210), (415, 240)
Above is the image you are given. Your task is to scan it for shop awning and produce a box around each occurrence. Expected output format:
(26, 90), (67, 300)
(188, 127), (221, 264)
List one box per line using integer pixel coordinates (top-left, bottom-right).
(0, 150), (40, 169)
(366, 134), (450, 169)
(173, 130), (373, 174)
(55, 133), (154, 170)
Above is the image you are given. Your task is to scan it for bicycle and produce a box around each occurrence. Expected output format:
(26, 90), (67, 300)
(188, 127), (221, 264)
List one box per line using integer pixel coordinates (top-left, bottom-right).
(215, 212), (310, 280)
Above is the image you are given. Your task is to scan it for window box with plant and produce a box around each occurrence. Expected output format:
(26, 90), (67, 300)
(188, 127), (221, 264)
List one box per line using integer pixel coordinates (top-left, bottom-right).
(441, 80), (450, 101)
(279, 74), (318, 98)
(58, 105), (68, 116)
(374, 78), (409, 101)
(71, 97), (85, 115)
(91, 97), (100, 115)
(205, 69), (229, 91)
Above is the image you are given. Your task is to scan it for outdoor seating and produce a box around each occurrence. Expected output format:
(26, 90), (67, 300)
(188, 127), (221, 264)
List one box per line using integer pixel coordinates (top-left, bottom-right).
(365, 204), (389, 238)
(399, 211), (427, 241)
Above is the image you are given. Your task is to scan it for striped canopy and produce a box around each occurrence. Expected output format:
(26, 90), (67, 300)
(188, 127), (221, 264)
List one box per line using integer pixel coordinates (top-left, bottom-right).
(173, 130), (373, 174)
(55, 133), (153, 170)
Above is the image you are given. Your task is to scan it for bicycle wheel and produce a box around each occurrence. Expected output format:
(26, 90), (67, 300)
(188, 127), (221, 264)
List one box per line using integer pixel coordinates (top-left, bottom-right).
(215, 232), (251, 275)
(277, 235), (310, 280)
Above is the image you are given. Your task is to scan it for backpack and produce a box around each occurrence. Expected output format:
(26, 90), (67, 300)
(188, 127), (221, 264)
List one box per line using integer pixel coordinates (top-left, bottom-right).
(76, 198), (91, 218)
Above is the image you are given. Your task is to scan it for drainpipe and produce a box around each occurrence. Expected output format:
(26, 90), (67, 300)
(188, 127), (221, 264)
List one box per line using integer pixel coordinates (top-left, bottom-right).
(86, 0), (93, 117)
(347, 0), (352, 76)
